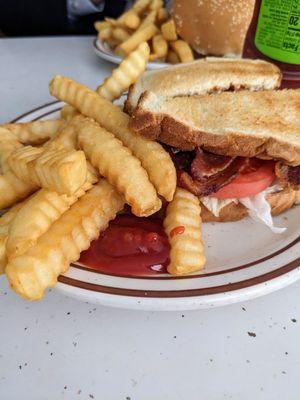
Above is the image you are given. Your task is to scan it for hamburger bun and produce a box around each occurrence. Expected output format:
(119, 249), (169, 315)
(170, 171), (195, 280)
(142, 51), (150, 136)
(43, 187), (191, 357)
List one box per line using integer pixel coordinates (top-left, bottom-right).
(201, 188), (298, 223)
(172, 0), (255, 57)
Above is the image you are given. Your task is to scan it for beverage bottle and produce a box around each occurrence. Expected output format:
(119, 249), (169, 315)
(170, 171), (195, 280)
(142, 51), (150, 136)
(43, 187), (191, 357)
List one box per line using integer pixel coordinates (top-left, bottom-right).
(243, 0), (300, 88)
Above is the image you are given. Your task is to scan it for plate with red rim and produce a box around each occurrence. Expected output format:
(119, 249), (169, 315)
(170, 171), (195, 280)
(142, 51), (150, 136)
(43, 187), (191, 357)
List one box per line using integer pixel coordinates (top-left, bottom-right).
(10, 101), (300, 311)
(93, 38), (170, 70)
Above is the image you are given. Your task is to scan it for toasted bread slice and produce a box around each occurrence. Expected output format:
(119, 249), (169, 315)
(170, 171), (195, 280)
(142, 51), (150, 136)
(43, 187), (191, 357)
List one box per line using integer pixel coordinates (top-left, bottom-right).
(125, 57), (282, 114)
(130, 89), (300, 166)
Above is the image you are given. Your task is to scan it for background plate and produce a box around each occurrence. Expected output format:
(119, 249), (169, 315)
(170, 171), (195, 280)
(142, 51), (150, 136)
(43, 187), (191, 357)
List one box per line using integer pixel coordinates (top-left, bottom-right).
(12, 101), (300, 311)
(93, 38), (170, 70)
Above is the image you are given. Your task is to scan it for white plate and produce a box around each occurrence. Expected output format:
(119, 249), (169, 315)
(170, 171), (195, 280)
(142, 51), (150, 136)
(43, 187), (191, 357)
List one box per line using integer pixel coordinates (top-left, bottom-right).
(12, 101), (300, 311)
(93, 38), (170, 70)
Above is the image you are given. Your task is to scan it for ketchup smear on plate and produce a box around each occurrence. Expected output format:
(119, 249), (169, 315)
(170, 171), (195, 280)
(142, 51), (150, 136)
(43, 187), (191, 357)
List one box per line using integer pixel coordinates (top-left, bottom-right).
(79, 215), (170, 277)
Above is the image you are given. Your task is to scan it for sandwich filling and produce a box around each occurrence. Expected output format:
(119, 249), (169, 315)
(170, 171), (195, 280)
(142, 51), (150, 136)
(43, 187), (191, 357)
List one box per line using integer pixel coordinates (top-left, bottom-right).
(168, 147), (300, 232)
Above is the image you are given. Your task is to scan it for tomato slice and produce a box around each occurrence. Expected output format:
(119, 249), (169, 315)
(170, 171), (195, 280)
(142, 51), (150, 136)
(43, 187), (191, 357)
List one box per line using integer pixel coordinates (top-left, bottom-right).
(213, 160), (275, 199)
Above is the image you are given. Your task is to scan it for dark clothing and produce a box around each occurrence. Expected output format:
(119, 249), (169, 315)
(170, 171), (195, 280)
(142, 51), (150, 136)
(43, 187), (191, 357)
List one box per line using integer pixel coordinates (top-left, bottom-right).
(0, 0), (127, 36)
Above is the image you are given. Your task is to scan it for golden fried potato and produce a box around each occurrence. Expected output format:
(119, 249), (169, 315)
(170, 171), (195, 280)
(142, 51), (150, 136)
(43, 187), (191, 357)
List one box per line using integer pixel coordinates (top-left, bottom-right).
(132, 0), (151, 15)
(161, 19), (177, 41)
(164, 188), (206, 275)
(98, 25), (112, 40)
(157, 7), (168, 24)
(77, 117), (161, 216)
(149, 0), (163, 11)
(6, 177), (94, 259)
(0, 128), (22, 172)
(0, 201), (28, 273)
(46, 118), (78, 151)
(3, 120), (63, 145)
(8, 144), (87, 195)
(112, 27), (131, 42)
(6, 180), (125, 300)
(118, 10), (140, 30)
(170, 40), (194, 63)
(166, 49), (180, 64)
(60, 105), (79, 120)
(115, 23), (157, 56)
(94, 20), (110, 32)
(49, 75), (176, 201)
(97, 42), (150, 101)
(0, 171), (37, 210)
(152, 34), (168, 58)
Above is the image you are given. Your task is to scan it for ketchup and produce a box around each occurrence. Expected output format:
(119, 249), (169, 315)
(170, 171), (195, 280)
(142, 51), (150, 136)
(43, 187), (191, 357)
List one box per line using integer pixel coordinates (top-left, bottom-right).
(79, 215), (170, 277)
(243, 0), (300, 88)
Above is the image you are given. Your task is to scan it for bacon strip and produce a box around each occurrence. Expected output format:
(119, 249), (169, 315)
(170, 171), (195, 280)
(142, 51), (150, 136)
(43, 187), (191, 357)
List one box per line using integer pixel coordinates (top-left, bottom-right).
(177, 158), (247, 196)
(275, 163), (300, 189)
(191, 148), (235, 180)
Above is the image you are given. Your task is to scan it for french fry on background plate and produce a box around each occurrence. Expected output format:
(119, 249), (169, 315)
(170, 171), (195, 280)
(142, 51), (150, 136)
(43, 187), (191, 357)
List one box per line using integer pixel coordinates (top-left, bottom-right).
(132, 0), (151, 15)
(164, 188), (206, 275)
(161, 19), (177, 41)
(77, 117), (161, 217)
(97, 42), (150, 101)
(152, 34), (168, 58)
(115, 23), (157, 56)
(6, 180), (125, 300)
(170, 40), (194, 63)
(166, 49), (180, 64)
(49, 75), (176, 201)
(149, 0), (163, 11)
(118, 10), (141, 30)
(157, 7), (168, 24)
(112, 27), (131, 43)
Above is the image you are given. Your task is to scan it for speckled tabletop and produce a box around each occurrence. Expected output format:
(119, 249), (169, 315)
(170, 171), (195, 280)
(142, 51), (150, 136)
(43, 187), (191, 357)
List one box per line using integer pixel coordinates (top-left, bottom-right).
(0, 37), (300, 400)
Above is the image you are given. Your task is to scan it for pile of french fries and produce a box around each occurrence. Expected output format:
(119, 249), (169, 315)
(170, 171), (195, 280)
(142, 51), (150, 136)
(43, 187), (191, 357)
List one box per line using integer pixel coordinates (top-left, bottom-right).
(0, 40), (205, 301)
(95, 0), (195, 64)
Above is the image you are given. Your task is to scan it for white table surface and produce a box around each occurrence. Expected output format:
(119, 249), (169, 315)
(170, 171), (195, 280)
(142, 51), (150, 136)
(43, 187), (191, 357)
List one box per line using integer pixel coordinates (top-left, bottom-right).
(0, 36), (300, 400)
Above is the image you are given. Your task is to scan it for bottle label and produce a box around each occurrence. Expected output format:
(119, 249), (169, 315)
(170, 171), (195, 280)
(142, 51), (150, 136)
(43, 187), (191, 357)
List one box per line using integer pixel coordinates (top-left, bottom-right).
(255, 0), (300, 64)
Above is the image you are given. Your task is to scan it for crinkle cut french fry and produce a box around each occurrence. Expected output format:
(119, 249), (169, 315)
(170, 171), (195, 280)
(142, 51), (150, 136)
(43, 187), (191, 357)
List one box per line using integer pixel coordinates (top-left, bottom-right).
(161, 19), (177, 41)
(3, 120), (63, 145)
(46, 118), (78, 151)
(0, 171), (37, 210)
(170, 40), (194, 63)
(6, 180), (125, 300)
(6, 178), (94, 259)
(164, 188), (206, 275)
(0, 128), (22, 172)
(96, 42), (150, 101)
(8, 144), (87, 195)
(0, 202), (26, 274)
(77, 117), (161, 216)
(60, 105), (79, 120)
(115, 23), (157, 56)
(49, 75), (176, 201)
